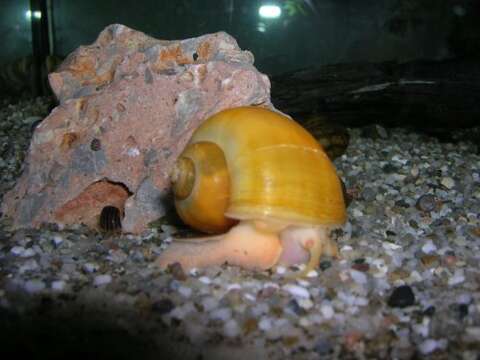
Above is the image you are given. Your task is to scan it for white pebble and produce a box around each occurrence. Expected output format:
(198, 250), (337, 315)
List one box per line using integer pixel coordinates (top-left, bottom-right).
(320, 304), (335, 319)
(350, 269), (368, 285)
(419, 339), (447, 355)
(94, 274), (112, 286)
(210, 307), (232, 322)
(283, 284), (310, 299)
(10, 246), (25, 256)
(298, 298), (314, 310)
(19, 259), (39, 273)
(422, 240), (437, 254)
(178, 286), (192, 298)
(243, 292), (256, 302)
(465, 327), (480, 340)
(352, 208), (363, 217)
(170, 303), (194, 320)
(263, 282), (280, 290)
(448, 269), (465, 286)
(20, 248), (36, 258)
(258, 317), (273, 331)
(223, 319), (240, 337)
(306, 269), (319, 278)
(198, 276), (211, 284)
(276, 266), (286, 274)
(201, 297), (219, 312)
(341, 245), (353, 252)
(24, 279), (46, 293)
(51, 280), (66, 291)
(440, 177), (455, 189)
(52, 235), (64, 246)
(226, 283), (242, 291)
(298, 317), (311, 327)
(83, 262), (99, 273)
(371, 259), (388, 277)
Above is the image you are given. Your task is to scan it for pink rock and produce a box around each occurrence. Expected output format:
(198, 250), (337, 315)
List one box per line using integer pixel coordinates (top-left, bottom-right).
(1, 24), (273, 233)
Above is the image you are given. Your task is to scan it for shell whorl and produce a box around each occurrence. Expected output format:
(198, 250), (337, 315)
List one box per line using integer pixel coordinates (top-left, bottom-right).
(172, 141), (236, 233)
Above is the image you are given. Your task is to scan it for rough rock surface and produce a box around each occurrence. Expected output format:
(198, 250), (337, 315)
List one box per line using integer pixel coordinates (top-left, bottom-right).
(1, 24), (272, 233)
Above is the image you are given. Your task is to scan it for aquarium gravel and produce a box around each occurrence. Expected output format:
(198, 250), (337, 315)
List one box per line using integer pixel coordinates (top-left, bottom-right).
(1, 96), (479, 359)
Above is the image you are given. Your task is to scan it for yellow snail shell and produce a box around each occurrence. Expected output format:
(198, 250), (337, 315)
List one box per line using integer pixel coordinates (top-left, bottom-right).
(157, 106), (347, 274)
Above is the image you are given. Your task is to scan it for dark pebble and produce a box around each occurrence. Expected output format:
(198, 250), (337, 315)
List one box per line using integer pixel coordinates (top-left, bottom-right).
(314, 338), (333, 355)
(395, 200), (410, 208)
(415, 194), (437, 212)
(361, 124), (389, 139)
(152, 298), (175, 314)
(387, 285), (415, 308)
(423, 306), (436, 317)
(382, 163), (398, 174)
(167, 262), (187, 281)
(352, 262), (370, 272)
(361, 187), (376, 202)
(319, 260), (332, 271)
(287, 299), (307, 316)
(457, 303), (469, 319)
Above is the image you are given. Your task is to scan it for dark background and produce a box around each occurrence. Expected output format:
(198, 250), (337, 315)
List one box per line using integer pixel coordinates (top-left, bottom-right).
(1, 0), (478, 76)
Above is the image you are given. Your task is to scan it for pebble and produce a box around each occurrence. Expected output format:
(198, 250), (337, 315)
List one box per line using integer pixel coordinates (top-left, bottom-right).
(152, 298), (175, 314)
(388, 285), (415, 308)
(258, 317), (273, 332)
(201, 296), (219, 312)
(314, 338), (333, 355)
(24, 279), (46, 293)
(210, 307), (232, 322)
(320, 304), (335, 319)
(419, 339), (447, 355)
(83, 262), (100, 273)
(415, 194), (437, 212)
(223, 319), (240, 337)
(282, 284), (310, 299)
(448, 269), (465, 286)
(350, 269), (368, 285)
(421, 240), (438, 254)
(440, 177), (455, 189)
(52, 235), (64, 247)
(198, 276), (211, 285)
(10, 246), (25, 256)
(93, 274), (112, 286)
(51, 280), (66, 291)
(177, 286), (192, 298)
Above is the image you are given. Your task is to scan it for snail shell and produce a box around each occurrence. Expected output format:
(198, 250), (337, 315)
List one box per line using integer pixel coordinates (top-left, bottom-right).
(157, 106), (346, 273)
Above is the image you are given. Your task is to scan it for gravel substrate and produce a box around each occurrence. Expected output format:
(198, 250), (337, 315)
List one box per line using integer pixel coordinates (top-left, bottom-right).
(1, 96), (479, 359)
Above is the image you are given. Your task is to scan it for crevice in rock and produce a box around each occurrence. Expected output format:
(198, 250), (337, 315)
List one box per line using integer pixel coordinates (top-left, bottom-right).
(53, 179), (133, 231)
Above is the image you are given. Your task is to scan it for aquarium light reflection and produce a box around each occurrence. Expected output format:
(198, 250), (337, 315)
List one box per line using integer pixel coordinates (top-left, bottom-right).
(26, 10), (42, 20)
(259, 5), (281, 18)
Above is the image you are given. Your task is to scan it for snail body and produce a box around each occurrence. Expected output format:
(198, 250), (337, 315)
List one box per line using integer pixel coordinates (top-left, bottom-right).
(157, 106), (346, 274)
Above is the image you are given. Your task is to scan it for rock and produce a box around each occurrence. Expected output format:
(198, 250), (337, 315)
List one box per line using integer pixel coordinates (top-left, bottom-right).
(1, 24), (273, 234)
(387, 285), (415, 308)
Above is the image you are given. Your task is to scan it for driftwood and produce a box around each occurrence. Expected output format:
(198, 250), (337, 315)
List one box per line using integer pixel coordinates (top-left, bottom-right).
(271, 58), (480, 131)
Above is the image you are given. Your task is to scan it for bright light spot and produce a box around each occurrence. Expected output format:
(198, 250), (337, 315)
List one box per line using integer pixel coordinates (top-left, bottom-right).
(259, 5), (281, 18)
(26, 10), (42, 20)
(257, 22), (266, 32)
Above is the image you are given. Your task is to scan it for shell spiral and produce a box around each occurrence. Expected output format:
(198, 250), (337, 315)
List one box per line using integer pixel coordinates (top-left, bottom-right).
(172, 106), (347, 234)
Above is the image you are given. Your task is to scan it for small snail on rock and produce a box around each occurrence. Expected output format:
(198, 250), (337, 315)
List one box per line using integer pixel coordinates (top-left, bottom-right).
(156, 106), (347, 275)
